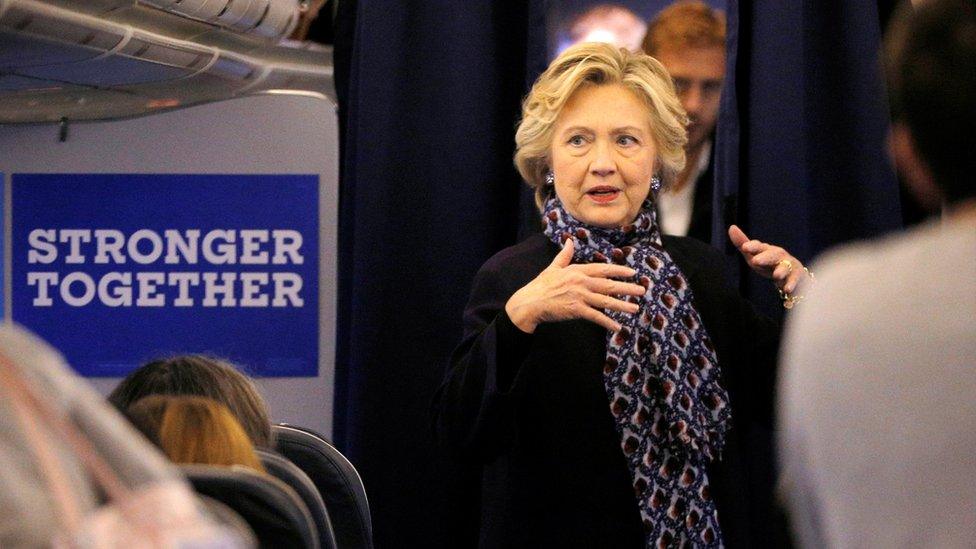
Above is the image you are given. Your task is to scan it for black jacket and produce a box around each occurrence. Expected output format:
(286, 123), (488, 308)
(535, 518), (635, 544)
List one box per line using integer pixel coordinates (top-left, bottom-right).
(433, 233), (782, 548)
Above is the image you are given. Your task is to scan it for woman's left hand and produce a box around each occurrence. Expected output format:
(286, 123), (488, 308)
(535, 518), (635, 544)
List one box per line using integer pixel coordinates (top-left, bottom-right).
(728, 225), (806, 293)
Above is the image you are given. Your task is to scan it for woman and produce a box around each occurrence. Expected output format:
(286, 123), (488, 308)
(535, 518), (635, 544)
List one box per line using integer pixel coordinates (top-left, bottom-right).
(109, 355), (274, 449)
(433, 43), (809, 548)
(125, 395), (267, 472)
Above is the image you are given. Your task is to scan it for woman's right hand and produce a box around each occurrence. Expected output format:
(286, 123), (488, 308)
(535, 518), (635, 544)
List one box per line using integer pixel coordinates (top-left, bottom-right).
(504, 238), (647, 334)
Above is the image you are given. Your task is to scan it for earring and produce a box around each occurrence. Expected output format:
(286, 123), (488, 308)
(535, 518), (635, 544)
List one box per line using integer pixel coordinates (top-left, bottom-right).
(545, 172), (555, 186)
(651, 175), (661, 192)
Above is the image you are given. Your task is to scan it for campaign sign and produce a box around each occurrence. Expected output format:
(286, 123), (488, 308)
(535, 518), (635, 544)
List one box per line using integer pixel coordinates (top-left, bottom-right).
(12, 173), (319, 377)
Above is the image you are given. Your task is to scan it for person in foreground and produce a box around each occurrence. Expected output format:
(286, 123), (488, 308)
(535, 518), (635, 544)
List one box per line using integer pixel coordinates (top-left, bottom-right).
(0, 325), (252, 547)
(777, 1), (976, 547)
(434, 42), (810, 548)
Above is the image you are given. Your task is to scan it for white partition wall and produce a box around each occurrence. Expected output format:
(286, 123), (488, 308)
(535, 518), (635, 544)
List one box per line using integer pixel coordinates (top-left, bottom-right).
(0, 93), (339, 437)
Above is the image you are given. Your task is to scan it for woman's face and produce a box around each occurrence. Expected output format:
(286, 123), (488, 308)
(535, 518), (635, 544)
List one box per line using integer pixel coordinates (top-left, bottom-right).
(550, 83), (657, 229)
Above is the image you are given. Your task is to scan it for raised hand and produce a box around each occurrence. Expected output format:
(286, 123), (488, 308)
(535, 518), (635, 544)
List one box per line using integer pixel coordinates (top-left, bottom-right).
(505, 238), (647, 333)
(728, 225), (807, 294)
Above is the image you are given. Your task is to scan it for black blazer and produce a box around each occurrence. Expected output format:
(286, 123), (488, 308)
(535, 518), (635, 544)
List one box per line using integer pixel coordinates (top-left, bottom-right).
(433, 233), (781, 548)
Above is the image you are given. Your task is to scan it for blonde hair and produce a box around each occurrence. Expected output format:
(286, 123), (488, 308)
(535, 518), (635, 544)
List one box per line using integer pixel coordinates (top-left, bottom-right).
(126, 395), (266, 473)
(514, 42), (688, 210)
(642, 0), (726, 56)
(109, 355), (273, 449)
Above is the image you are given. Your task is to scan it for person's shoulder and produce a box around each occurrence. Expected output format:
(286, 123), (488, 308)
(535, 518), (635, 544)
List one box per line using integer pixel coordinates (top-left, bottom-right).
(787, 221), (975, 355)
(812, 220), (973, 294)
(782, 221), (976, 427)
(788, 233), (900, 322)
(813, 233), (901, 281)
(479, 232), (556, 278)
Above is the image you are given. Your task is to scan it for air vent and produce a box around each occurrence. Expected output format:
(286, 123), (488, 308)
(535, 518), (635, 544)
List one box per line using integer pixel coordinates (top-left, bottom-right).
(46, 0), (135, 16)
(206, 53), (258, 81)
(110, 31), (212, 67)
(153, 0), (227, 22)
(16, 27), (215, 87)
(213, 0), (267, 32)
(252, 0), (296, 40)
(139, 0), (300, 41)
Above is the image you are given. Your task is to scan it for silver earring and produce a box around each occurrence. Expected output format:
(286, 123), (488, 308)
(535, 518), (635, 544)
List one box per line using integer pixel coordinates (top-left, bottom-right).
(545, 172), (555, 186)
(651, 175), (661, 192)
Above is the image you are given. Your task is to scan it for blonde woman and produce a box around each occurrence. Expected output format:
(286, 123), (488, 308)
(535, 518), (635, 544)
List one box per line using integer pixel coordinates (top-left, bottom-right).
(434, 42), (810, 548)
(125, 395), (266, 472)
(109, 355), (274, 449)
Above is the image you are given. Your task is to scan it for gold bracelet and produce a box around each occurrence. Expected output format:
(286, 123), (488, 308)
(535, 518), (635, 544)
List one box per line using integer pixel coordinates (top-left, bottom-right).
(779, 267), (814, 309)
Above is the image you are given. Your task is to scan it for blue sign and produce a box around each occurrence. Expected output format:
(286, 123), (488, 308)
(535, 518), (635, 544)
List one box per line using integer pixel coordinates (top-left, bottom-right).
(12, 173), (319, 377)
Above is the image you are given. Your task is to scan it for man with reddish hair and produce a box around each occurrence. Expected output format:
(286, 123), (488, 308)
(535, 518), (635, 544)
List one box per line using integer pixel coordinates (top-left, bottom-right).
(642, 1), (726, 244)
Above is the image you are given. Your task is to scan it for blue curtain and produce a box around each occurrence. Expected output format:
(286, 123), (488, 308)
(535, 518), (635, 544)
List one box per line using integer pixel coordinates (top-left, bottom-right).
(333, 1), (545, 546)
(715, 0), (903, 317)
(709, 1), (904, 541)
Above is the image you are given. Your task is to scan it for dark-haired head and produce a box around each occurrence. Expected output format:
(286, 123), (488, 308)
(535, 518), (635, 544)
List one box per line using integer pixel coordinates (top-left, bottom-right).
(108, 355), (273, 448)
(884, 0), (976, 207)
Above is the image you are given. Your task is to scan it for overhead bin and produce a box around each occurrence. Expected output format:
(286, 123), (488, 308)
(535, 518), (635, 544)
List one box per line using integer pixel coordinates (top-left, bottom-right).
(0, 0), (332, 123)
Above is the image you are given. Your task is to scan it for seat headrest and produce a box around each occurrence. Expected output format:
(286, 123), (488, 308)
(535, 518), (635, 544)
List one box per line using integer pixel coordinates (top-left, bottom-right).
(273, 424), (373, 549)
(182, 464), (319, 549)
(257, 449), (337, 549)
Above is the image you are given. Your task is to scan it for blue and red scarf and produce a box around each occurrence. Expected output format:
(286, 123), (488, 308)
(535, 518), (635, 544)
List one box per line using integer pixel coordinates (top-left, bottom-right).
(543, 196), (731, 548)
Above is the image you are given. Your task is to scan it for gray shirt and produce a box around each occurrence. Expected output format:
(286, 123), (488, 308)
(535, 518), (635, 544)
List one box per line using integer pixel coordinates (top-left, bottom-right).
(0, 325), (179, 547)
(778, 218), (976, 548)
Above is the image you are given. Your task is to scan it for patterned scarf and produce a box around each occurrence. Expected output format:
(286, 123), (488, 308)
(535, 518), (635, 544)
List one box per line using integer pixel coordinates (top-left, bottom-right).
(543, 196), (731, 548)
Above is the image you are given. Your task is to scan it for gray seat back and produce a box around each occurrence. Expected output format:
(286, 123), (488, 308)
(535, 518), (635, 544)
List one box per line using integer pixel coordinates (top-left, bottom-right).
(183, 464), (319, 549)
(257, 449), (337, 549)
(273, 424), (373, 549)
